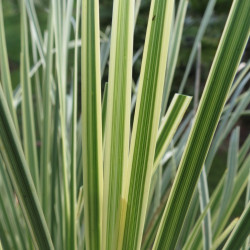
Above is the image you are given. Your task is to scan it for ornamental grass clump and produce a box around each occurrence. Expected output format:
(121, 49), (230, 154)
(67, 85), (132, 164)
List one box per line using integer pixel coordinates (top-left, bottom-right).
(0, 0), (249, 249)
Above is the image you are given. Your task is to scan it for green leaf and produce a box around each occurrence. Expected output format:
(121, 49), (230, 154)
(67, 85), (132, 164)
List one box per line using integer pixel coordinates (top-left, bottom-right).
(153, 0), (250, 248)
(238, 134), (250, 166)
(154, 94), (192, 171)
(120, 0), (174, 249)
(102, 0), (134, 247)
(161, 0), (189, 113)
(211, 218), (238, 250)
(242, 168), (250, 250)
(0, 173), (20, 250)
(182, 185), (218, 250)
(214, 154), (250, 238)
(179, 0), (217, 93)
(0, 0), (19, 132)
(190, 153), (250, 250)
(81, 0), (103, 249)
(222, 202), (250, 250)
(0, 157), (27, 250)
(20, 0), (39, 191)
(40, 3), (53, 221)
(24, 0), (45, 61)
(69, 1), (81, 249)
(52, 0), (71, 244)
(215, 127), (239, 230)
(198, 168), (212, 250)
(0, 84), (53, 249)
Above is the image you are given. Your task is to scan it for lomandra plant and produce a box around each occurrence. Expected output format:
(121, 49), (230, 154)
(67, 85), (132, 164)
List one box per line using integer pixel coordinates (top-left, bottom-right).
(0, 0), (249, 249)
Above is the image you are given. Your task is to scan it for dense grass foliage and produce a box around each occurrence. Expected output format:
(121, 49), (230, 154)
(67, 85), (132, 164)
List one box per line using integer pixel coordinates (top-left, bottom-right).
(0, 0), (249, 249)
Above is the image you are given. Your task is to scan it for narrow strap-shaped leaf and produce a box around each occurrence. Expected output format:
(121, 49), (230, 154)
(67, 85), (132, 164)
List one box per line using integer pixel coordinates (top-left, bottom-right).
(238, 134), (250, 166)
(52, 1), (70, 244)
(30, 29), (43, 140)
(0, 178), (20, 250)
(40, 3), (54, 220)
(24, 0), (45, 61)
(142, 188), (169, 250)
(154, 94), (192, 171)
(69, 0), (81, 249)
(222, 202), (250, 250)
(0, 85), (53, 249)
(211, 218), (238, 250)
(0, 0), (19, 132)
(182, 184), (219, 250)
(215, 127), (239, 230)
(214, 154), (250, 239)
(82, 0), (103, 249)
(50, 85), (60, 241)
(161, 0), (189, 113)
(153, 0), (250, 248)
(76, 186), (84, 220)
(179, 0), (217, 93)
(198, 168), (212, 250)
(121, 0), (174, 249)
(102, 0), (134, 248)
(242, 168), (250, 250)
(191, 149), (250, 249)
(0, 158), (27, 250)
(20, 0), (39, 191)
(183, 171), (227, 250)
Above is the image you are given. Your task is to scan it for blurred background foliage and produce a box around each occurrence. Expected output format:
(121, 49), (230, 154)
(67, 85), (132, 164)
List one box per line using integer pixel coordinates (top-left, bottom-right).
(1, 0), (235, 89)
(1, 0), (249, 218)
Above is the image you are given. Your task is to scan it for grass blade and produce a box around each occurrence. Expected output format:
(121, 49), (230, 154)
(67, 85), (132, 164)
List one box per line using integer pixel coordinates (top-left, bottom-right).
(52, 1), (70, 244)
(153, 0), (250, 248)
(182, 185), (219, 250)
(154, 94), (192, 171)
(102, 0), (134, 248)
(121, 0), (174, 249)
(20, 0), (39, 191)
(191, 152), (250, 249)
(0, 84), (53, 249)
(211, 218), (238, 250)
(179, 0), (217, 93)
(214, 154), (250, 239)
(215, 127), (239, 229)
(0, 177), (20, 250)
(161, 0), (189, 113)
(82, 0), (103, 249)
(40, 3), (54, 220)
(243, 168), (250, 250)
(198, 168), (212, 250)
(222, 202), (250, 250)
(0, 0), (19, 132)
(70, 0), (81, 249)
(0, 158), (27, 250)
(238, 134), (250, 166)
(24, 0), (45, 61)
